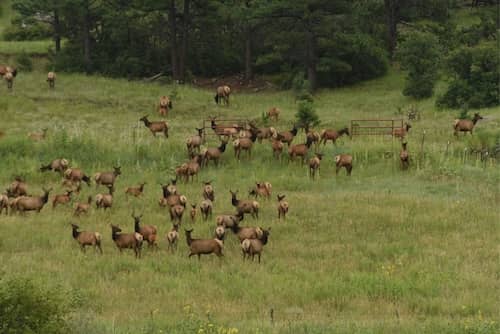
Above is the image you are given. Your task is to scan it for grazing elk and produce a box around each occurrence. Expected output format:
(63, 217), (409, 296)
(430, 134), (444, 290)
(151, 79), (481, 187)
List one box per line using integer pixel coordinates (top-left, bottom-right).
(64, 168), (91, 186)
(249, 182), (272, 200)
(52, 190), (73, 209)
(140, 115), (169, 137)
(288, 137), (313, 163)
(186, 128), (204, 154)
(95, 187), (114, 210)
(454, 113), (483, 136)
(74, 196), (92, 216)
(230, 190), (259, 219)
(277, 125), (298, 146)
(392, 123), (412, 139)
(40, 158), (69, 174)
(203, 140), (228, 167)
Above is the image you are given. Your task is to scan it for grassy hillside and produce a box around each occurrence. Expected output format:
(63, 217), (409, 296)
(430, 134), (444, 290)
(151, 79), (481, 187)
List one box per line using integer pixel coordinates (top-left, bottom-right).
(0, 70), (499, 333)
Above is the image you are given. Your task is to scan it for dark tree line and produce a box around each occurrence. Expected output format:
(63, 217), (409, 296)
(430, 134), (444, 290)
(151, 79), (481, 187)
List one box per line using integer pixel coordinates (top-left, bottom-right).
(6, 0), (494, 94)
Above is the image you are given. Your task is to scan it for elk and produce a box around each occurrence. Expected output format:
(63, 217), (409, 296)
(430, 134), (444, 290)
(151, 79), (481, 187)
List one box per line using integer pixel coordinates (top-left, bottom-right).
(40, 158), (69, 174)
(306, 129), (321, 150)
(74, 196), (92, 216)
(140, 115), (169, 137)
(94, 166), (121, 189)
(277, 125), (298, 146)
(110, 224), (143, 258)
(335, 154), (353, 176)
(230, 190), (259, 219)
(158, 96), (172, 116)
(249, 182), (272, 200)
(271, 139), (284, 159)
(309, 153), (323, 179)
(71, 223), (102, 254)
(4, 71), (13, 90)
(202, 181), (215, 202)
(257, 127), (277, 143)
(52, 190), (73, 209)
(170, 204), (185, 223)
(209, 117), (240, 139)
(125, 182), (146, 197)
(0, 65), (17, 77)
(15, 188), (51, 213)
(241, 228), (270, 263)
(95, 187), (114, 210)
(199, 199), (213, 221)
(233, 131), (257, 160)
(454, 113), (483, 136)
(7, 176), (28, 197)
(185, 154), (203, 183)
(228, 221), (266, 242)
(216, 212), (244, 228)
(64, 168), (91, 186)
(214, 85), (231, 105)
(0, 193), (9, 215)
(392, 123), (412, 139)
(166, 223), (180, 252)
(203, 140), (227, 167)
(288, 137), (313, 163)
(320, 127), (350, 146)
(185, 228), (224, 260)
(159, 182), (186, 208)
(47, 72), (56, 88)
(277, 194), (289, 220)
(267, 107), (280, 121)
(186, 128), (204, 154)
(28, 128), (48, 141)
(132, 213), (158, 249)
(400, 142), (410, 170)
(190, 204), (197, 222)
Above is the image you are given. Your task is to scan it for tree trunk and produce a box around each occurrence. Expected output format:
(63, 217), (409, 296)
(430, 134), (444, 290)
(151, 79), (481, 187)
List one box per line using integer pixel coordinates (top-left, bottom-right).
(178, 0), (190, 83)
(169, 0), (179, 80)
(244, 27), (253, 81)
(83, 4), (91, 74)
(53, 9), (61, 53)
(384, 0), (400, 59)
(306, 31), (317, 92)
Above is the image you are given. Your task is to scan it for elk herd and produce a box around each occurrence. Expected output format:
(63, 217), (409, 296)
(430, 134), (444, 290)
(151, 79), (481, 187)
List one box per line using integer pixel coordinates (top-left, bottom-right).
(0, 76), (489, 264)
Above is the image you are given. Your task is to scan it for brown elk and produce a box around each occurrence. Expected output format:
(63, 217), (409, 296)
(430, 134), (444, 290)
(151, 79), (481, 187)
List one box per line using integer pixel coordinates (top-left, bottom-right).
(271, 139), (284, 159)
(74, 196), (92, 216)
(132, 213), (158, 249)
(47, 72), (56, 88)
(392, 123), (412, 139)
(94, 166), (121, 189)
(267, 107), (280, 121)
(40, 158), (69, 174)
(125, 182), (146, 197)
(199, 199), (213, 221)
(71, 223), (102, 254)
(185, 228), (224, 260)
(28, 128), (48, 141)
(320, 127), (350, 145)
(166, 223), (180, 252)
(400, 142), (410, 170)
(52, 190), (73, 209)
(288, 137), (313, 163)
(140, 115), (169, 137)
(203, 140), (228, 167)
(4, 71), (14, 90)
(277, 125), (298, 146)
(64, 168), (91, 186)
(277, 194), (289, 220)
(249, 182), (272, 200)
(308, 153), (323, 179)
(209, 117), (240, 139)
(454, 113), (483, 136)
(111, 224), (143, 258)
(241, 228), (270, 263)
(202, 181), (215, 202)
(230, 190), (259, 219)
(95, 187), (114, 210)
(158, 96), (172, 116)
(335, 154), (353, 176)
(15, 188), (52, 213)
(186, 128), (204, 154)
(214, 85), (231, 105)
(7, 176), (28, 197)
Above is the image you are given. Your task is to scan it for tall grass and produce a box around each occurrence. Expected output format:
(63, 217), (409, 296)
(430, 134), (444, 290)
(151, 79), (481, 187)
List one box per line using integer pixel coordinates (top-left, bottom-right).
(0, 70), (499, 333)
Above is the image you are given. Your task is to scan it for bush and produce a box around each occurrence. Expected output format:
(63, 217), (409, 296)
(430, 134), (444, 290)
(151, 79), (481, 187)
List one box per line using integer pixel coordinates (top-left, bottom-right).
(397, 31), (440, 99)
(437, 45), (499, 109)
(0, 278), (72, 334)
(3, 18), (52, 41)
(15, 51), (33, 72)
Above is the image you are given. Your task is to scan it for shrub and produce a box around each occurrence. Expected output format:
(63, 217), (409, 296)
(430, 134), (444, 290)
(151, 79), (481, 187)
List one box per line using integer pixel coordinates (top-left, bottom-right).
(15, 51), (33, 72)
(437, 45), (499, 109)
(397, 31), (441, 99)
(0, 278), (71, 334)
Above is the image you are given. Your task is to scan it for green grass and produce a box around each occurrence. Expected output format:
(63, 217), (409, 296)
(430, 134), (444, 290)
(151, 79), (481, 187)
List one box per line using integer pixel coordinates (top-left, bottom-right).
(0, 0), (12, 38)
(0, 39), (52, 55)
(0, 69), (499, 334)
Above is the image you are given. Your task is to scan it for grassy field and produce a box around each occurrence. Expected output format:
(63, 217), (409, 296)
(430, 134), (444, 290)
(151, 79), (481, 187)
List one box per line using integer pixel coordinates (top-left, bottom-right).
(0, 69), (499, 333)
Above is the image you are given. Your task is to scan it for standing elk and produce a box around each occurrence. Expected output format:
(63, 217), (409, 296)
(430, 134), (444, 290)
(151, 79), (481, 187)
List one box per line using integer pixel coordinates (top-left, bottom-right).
(111, 224), (143, 258)
(132, 213), (158, 249)
(52, 190), (73, 209)
(186, 128), (204, 154)
(40, 158), (69, 174)
(94, 166), (121, 189)
(241, 228), (270, 263)
(277, 125), (298, 146)
(158, 96), (172, 116)
(308, 153), (323, 179)
(15, 188), (52, 213)
(185, 228), (224, 260)
(400, 142), (410, 170)
(335, 154), (353, 176)
(202, 181), (215, 202)
(320, 127), (350, 146)
(203, 140), (228, 167)
(454, 113), (483, 136)
(392, 123), (412, 139)
(230, 190), (259, 219)
(47, 72), (56, 88)
(267, 107), (280, 121)
(71, 223), (102, 254)
(277, 194), (289, 220)
(64, 168), (91, 186)
(140, 115), (169, 137)
(74, 196), (92, 216)
(214, 85), (231, 105)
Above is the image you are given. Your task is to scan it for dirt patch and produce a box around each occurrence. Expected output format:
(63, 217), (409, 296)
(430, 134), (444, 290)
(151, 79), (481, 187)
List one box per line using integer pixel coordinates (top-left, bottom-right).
(192, 74), (277, 93)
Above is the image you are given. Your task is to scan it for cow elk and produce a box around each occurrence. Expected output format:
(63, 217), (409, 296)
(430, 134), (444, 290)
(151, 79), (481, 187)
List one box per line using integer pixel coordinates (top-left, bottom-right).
(454, 113), (483, 136)
(214, 85), (231, 105)
(185, 228), (224, 260)
(277, 194), (289, 220)
(335, 154), (353, 176)
(140, 115), (169, 137)
(111, 224), (143, 258)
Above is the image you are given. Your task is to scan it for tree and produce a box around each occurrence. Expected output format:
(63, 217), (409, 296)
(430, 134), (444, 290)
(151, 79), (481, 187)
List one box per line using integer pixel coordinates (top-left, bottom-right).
(397, 31), (440, 99)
